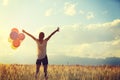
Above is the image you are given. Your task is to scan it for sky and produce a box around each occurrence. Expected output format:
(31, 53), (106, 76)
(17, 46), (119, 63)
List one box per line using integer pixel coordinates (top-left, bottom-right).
(0, 0), (120, 64)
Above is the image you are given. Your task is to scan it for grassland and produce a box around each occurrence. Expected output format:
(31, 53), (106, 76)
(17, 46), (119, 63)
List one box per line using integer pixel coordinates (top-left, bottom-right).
(0, 64), (120, 80)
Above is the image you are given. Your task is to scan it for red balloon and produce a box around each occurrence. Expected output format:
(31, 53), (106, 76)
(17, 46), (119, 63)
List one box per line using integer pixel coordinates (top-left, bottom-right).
(10, 32), (18, 40)
(11, 28), (19, 33)
(18, 33), (25, 40)
(12, 39), (20, 47)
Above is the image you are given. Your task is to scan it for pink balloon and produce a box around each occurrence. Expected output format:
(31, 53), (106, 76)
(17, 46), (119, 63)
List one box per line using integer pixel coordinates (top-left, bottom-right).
(18, 33), (25, 40)
(11, 28), (19, 33)
(10, 31), (18, 40)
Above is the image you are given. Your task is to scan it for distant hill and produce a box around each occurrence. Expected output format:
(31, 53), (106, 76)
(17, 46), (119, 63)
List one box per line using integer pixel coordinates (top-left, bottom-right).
(0, 55), (120, 65)
(49, 55), (120, 65)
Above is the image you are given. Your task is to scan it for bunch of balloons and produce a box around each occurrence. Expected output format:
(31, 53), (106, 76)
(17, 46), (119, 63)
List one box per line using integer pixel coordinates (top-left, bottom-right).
(9, 28), (25, 49)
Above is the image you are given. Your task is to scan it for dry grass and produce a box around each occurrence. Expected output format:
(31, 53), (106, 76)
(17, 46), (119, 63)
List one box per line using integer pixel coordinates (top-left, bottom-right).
(0, 64), (120, 80)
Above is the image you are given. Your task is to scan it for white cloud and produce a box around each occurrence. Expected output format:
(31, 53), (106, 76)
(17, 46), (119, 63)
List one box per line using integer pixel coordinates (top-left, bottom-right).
(79, 10), (95, 20)
(64, 2), (76, 16)
(111, 19), (120, 26)
(86, 12), (94, 19)
(45, 8), (53, 16)
(59, 19), (120, 58)
(79, 10), (85, 15)
(2, 0), (9, 6)
(111, 39), (120, 46)
(87, 19), (120, 30)
(66, 39), (120, 58)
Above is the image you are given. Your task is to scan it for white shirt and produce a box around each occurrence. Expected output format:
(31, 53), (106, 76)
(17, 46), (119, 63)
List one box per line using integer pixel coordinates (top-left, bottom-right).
(35, 39), (47, 59)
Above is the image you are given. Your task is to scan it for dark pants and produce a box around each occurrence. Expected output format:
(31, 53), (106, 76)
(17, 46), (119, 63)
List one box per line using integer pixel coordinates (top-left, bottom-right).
(36, 56), (48, 65)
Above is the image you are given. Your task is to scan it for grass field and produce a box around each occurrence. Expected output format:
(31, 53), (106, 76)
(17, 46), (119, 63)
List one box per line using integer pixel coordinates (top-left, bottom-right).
(0, 64), (120, 80)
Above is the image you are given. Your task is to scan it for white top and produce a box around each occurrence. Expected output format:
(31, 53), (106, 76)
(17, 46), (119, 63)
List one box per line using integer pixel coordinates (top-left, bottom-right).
(35, 39), (47, 59)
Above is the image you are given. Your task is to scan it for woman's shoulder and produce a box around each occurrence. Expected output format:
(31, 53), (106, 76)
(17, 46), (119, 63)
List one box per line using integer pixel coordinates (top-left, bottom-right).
(35, 39), (39, 42)
(43, 39), (47, 43)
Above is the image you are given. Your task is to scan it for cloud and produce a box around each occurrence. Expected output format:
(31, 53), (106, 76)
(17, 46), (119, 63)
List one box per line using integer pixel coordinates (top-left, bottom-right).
(86, 12), (94, 19)
(111, 39), (120, 46)
(86, 19), (120, 30)
(79, 10), (85, 15)
(45, 8), (53, 16)
(64, 2), (76, 16)
(84, 19), (120, 43)
(65, 38), (120, 58)
(111, 19), (120, 26)
(60, 23), (114, 44)
(79, 10), (95, 20)
(55, 19), (120, 58)
(86, 19), (120, 40)
(2, 0), (9, 6)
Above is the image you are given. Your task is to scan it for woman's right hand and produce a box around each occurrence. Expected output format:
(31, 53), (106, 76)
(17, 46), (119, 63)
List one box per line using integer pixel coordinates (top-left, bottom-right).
(56, 27), (59, 32)
(22, 29), (25, 33)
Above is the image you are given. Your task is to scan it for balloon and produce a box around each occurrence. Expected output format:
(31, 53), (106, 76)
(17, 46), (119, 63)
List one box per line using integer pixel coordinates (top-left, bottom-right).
(9, 28), (25, 49)
(12, 39), (20, 47)
(18, 33), (25, 40)
(10, 32), (18, 40)
(11, 28), (19, 33)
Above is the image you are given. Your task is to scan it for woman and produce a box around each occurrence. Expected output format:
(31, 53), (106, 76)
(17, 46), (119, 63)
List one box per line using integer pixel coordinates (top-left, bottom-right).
(22, 27), (59, 80)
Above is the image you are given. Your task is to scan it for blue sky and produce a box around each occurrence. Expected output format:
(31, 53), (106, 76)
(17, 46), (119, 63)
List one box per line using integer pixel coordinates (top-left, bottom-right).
(0, 0), (120, 64)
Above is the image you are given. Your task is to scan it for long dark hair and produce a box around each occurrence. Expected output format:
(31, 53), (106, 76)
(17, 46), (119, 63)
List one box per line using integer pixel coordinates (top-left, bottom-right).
(39, 32), (44, 40)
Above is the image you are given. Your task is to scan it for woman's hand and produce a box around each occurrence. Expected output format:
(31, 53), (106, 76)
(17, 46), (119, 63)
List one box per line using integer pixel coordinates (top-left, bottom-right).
(22, 29), (25, 33)
(56, 27), (59, 32)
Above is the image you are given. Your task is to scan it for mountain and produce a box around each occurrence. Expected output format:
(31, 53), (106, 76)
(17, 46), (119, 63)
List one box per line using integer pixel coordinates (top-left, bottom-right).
(48, 55), (120, 65)
(0, 54), (120, 65)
